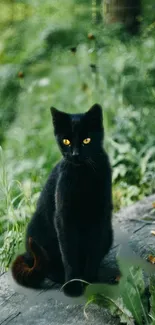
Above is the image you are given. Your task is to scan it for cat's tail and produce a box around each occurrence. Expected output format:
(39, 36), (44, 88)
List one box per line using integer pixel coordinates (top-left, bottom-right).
(11, 237), (48, 288)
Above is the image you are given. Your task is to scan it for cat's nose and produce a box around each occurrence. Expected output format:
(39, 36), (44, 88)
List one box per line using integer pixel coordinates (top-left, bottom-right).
(72, 150), (79, 156)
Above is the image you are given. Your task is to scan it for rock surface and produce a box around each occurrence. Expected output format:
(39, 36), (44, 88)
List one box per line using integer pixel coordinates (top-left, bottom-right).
(0, 194), (155, 325)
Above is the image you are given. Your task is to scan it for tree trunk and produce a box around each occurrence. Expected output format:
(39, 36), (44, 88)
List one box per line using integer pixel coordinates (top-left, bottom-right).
(103, 0), (141, 35)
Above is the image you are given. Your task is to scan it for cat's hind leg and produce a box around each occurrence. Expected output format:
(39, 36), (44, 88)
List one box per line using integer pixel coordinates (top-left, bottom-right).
(47, 257), (65, 284)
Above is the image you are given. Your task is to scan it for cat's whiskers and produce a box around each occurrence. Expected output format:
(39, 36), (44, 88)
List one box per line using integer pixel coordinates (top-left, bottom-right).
(86, 157), (96, 174)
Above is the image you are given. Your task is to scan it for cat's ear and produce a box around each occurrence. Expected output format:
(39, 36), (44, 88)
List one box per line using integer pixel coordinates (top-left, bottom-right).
(50, 107), (61, 124)
(50, 106), (66, 122)
(50, 107), (70, 133)
(88, 103), (103, 120)
(85, 103), (103, 131)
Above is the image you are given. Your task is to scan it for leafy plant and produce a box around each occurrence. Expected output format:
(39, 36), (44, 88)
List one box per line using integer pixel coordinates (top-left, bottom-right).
(149, 276), (155, 324)
(84, 258), (155, 325)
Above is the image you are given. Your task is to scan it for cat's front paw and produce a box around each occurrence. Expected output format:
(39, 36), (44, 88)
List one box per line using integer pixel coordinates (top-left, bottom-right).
(63, 281), (84, 297)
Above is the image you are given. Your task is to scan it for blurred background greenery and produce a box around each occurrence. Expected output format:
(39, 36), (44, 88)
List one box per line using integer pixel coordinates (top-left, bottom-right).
(0, 0), (155, 270)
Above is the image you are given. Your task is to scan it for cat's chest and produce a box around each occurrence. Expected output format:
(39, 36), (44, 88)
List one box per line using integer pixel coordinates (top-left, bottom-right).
(55, 164), (107, 224)
(60, 166), (103, 204)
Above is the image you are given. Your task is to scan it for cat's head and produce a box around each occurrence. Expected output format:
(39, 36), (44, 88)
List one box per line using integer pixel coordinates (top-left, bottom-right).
(50, 104), (104, 164)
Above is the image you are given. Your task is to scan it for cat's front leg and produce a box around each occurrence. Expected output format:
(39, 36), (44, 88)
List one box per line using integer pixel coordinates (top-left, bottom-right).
(84, 223), (113, 283)
(54, 214), (83, 296)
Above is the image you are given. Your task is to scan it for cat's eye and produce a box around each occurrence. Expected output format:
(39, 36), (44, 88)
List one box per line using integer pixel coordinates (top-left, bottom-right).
(63, 139), (71, 146)
(83, 138), (91, 145)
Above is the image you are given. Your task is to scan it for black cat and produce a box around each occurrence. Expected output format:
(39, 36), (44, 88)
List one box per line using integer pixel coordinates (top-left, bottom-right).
(11, 103), (113, 297)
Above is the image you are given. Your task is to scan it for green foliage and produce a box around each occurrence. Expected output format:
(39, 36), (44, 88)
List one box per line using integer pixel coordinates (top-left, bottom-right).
(120, 268), (149, 325)
(149, 276), (155, 323)
(84, 264), (155, 325)
(84, 295), (134, 324)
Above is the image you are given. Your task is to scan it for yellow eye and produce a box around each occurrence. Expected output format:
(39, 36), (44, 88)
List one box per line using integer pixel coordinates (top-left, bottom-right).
(83, 138), (91, 145)
(63, 139), (71, 146)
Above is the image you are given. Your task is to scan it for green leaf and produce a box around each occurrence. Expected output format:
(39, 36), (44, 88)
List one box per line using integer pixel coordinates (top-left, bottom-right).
(107, 297), (134, 325)
(110, 139), (131, 154)
(127, 267), (145, 296)
(116, 253), (149, 325)
(84, 294), (134, 325)
(140, 147), (155, 175)
(149, 276), (155, 321)
(121, 281), (143, 324)
(114, 298), (134, 325)
(150, 320), (155, 325)
(120, 267), (149, 325)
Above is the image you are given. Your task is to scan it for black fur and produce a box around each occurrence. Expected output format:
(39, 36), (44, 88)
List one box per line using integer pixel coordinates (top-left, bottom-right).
(11, 103), (113, 297)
